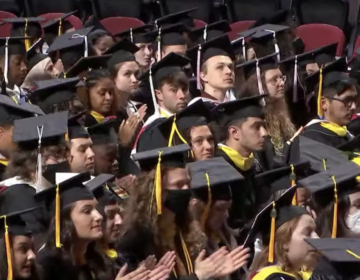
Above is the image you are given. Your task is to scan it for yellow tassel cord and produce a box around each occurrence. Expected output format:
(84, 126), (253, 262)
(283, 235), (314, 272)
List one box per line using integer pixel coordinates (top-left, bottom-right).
(316, 68), (323, 118)
(322, 158), (327, 171)
(167, 115), (194, 158)
(2, 216), (13, 280)
(63, 72), (67, 78)
(24, 19), (31, 51)
(65, 132), (69, 141)
(11, 97), (18, 104)
(58, 19), (62, 36)
(180, 232), (194, 274)
(55, 184), (62, 248)
(346, 250), (360, 259)
(152, 151), (163, 215)
(331, 175), (338, 238)
(200, 173), (211, 230)
(290, 164), (297, 206)
(268, 201), (276, 263)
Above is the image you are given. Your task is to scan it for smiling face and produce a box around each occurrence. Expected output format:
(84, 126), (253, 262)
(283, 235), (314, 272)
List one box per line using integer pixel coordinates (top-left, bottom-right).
(104, 204), (122, 243)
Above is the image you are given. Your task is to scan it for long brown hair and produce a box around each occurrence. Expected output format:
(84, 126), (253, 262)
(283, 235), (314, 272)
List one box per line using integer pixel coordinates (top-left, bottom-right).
(121, 169), (206, 276)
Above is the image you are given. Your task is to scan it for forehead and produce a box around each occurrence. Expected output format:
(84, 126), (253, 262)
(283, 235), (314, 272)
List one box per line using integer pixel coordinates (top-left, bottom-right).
(163, 167), (189, 183)
(243, 116), (264, 125)
(190, 125), (212, 136)
(119, 61), (139, 71)
(265, 68), (282, 78)
(206, 55), (232, 66)
(295, 214), (314, 229)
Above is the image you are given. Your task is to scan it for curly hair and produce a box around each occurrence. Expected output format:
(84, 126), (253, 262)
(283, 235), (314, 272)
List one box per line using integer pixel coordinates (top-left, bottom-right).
(5, 141), (69, 181)
(45, 203), (111, 280)
(121, 169), (206, 275)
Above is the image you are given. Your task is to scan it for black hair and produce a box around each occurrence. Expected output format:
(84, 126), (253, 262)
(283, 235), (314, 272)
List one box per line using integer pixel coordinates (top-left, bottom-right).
(88, 30), (113, 56)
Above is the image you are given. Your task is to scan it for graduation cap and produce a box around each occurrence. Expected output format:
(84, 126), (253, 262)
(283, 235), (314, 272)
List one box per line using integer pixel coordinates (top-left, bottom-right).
(132, 144), (190, 214)
(0, 37), (31, 85)
(27, 38), (47, 71)
(0, 207), (38, 280)
(0, 94), (44, 125)
(67, 111), (89, 140)
(42, 161), (71, 185)
(104, 38), (139, 69)
(299, 161), (360, 238)
(115, 24), (155, 44)
(154, 8), (197, 29)
(141, 52), (190, 116)
(312, 43), (338, 65)
(157, 99), (212, 146)
(64, 55), (111, 78)
(243, 187), (308, 263)
(254, 161), (311, 204)
(41, 11), (77, 46)
(83, 15), (108, 32)
(35, 172), (93, 248)
(188, 157), (244, 228)
(188, 20), (231, 44)
(47, 27), (94, 70)
(305, 57), (355, 118)
(30, 77), (80, 110)
(87, 119), (118, 145)
(3, 17), (45, 51)
(187, 34), (235, 90)
(212, 95), (265, 127)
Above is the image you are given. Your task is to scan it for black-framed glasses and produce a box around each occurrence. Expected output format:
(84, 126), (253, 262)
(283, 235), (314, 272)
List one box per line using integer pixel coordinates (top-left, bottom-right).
(326, 96), (358, 108)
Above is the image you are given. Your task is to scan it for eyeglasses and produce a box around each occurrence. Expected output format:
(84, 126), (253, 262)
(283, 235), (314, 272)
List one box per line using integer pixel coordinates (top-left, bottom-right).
(326, 96), (358, 108)
(266, 75), (287, 86)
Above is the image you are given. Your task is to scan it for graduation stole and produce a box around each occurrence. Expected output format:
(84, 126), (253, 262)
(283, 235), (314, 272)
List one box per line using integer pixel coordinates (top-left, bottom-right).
(159, 108), (171, 118)
(0, 159), (8, 166)
(217, 144), (254, 171)
(320, 121), (347, 137)
(90, 111), (105, 123)
(251, 265), (312, 280)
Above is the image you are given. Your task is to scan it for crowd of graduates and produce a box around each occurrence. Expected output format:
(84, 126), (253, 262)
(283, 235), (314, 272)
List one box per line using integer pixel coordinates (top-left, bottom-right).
(1, 6), (360, 280)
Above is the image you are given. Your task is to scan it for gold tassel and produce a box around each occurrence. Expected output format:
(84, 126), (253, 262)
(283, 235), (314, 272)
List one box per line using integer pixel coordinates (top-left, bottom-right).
(167, 115), (194, 158)
(268, 201), (276, 263)
(331, 175), (338, 238)
(24, 19), (31, 51)
(317, 68), (323, 118)
(58, 19), (62, 36)
(180, 232), (194, 274)
(200, 173), (211, 230)
(346, 250), (360, 259)
(55, 184), (62, 248)
(3, 216), (13, 280)
(290, 164), (297, 205)
(322, 158), (327, 171)
(65, 132), (69, 141)
(63, 72), (67, 79)
(154, 151), (163, 215)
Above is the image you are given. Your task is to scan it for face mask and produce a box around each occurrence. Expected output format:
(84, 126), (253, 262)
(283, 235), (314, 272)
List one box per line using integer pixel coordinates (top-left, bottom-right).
(346, 209), (360, 234)
(164, 189), (191, 217)
(43, 161), (71, 184)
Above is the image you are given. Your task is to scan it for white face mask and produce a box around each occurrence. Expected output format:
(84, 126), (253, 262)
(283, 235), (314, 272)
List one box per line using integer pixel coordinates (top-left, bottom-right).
(345, 209), (360, 234)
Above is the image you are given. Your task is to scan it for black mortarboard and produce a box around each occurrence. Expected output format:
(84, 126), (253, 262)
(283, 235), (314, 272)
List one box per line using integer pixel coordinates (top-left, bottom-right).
(35, 172), (93, 248)
(154, 8), (197, 28)
(0, 94), (44, 125)
(115, 24), (155, 44)
(47, 27), (94, 70)
(86, 174), (120, 208)
(254, 161), (311, 194)
(87, 119), (118, 145)
(42, 161), (72, 185)
(243, 187), (308, 263)
(154, 23), (189, 53)
(42, 11), (77, 43)
(249, 24), (289, 44)
(238, 52), (278, 80)
(157, 99), (212, 146)
(27, 38), (47, 71)
(348, 116), (360, 137)
(68, 111), (89, 140)
(132, 143), (190, 172)
(188, 20), (231, 44)
(213, 95), (265, 127)
(13, 111), (68, 149)
(189, 157), (244, 202)
(187, 34), (235, 90)
(3, 17), (44, 50)
(83, 15), (108, 32)
(311, 43), (338, 65)
(336, 134), (360, 152)
(30, 77), (80, 110)
(65, 55), (111, 78)
(104, 38), (139, 69)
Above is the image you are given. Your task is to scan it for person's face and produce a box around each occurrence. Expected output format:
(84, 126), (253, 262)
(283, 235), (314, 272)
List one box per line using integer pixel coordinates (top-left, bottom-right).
(322, 85), (358, 126)
(88, 77), (114, 115)
(9, 54), (27, 86)
(93, 35), (115, 56)
(286, 214), (318, 268)
(114, 61), (139, 96)
(206, 200), (231, 232)
(229, 117), (268, 152)
(71, 199), (103, 241)
(92, 143), (118, 175)
(12, 235), (36, 279)
(162, 167), (190, 191)
(347, 191), (360, 215)
(104, 204), (122, 243)
(53, 59), (63, 73)
(160, 45), (187, 59)
(0, 125), (16, 158)
(201, 56), (234, 91)
(264, 68), (285, 100)
(189, 125), (215, 161)
(135, 43), (153, 68)
(155, 79), (189, 113)
(246, 47), (256, 60)
(69, 138), (95, 175)
(306, 63), (320, 76)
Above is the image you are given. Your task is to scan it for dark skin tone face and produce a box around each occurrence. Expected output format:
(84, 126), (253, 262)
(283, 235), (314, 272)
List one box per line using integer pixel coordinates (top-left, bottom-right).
(8, 54), (28, 88)
(92, 143), (118, 175)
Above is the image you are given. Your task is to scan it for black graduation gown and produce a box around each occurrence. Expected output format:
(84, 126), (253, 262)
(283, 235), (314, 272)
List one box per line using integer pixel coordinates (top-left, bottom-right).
(37, 247), (96, 280)
(0, 161), (7, 180)
(301, 122), (350, 148)
(84, 113), (98, 127)
(255, 137), (286, 172)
